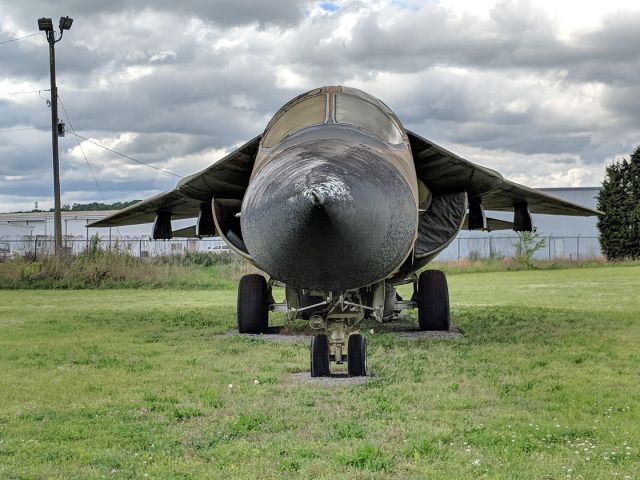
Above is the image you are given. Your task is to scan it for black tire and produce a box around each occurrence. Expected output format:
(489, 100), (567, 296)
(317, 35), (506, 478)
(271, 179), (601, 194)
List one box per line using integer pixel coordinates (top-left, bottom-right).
(347, 334), (367, 377)
(311, 334), (330, 377)
(417, 270), (450, 331)
(237, 274), (269, 334)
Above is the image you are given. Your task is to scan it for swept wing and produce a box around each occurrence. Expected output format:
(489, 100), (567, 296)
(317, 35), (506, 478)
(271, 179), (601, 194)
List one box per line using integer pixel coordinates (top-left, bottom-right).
(89, 136), (260, 227)
(408, 131), (600, 216)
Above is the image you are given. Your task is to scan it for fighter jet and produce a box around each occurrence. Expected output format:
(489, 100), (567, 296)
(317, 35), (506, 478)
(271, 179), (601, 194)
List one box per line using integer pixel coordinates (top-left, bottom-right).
(90, 86), (599, 377)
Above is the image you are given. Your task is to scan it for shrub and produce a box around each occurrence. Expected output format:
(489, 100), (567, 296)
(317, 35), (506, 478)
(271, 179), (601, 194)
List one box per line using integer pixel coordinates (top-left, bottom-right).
(513, 231), (547, 268)
(0, 251), (239, 289)
(597, 146), (640, 260)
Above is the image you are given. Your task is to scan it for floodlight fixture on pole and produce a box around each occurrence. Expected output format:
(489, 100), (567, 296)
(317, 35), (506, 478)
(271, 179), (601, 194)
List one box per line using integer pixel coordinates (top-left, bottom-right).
(38, 17), (54, 32)
(38, 15), (73, 257)
(59, 16), (73, 31)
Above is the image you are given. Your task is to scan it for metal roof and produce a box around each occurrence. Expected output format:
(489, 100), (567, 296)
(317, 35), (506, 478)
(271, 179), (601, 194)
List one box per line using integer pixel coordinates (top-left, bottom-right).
(0, 210), (118, 222)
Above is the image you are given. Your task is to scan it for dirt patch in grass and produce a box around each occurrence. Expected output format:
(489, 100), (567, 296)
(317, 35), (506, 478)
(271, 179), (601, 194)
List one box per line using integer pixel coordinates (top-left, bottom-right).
(288, 372), (372, 386)
(217, 327), (313, 343)
(376, 319), (463, 340)
(216, 322), (463, 343)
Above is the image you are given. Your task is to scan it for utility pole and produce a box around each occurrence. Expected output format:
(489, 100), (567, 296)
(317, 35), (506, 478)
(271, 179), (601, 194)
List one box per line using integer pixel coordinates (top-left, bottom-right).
(38, 16), (73, 257)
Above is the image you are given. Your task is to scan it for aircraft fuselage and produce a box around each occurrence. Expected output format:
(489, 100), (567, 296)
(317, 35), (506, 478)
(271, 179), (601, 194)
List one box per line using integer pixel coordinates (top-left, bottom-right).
(238, 86), (421, 295)
(242, 124), (418, 292)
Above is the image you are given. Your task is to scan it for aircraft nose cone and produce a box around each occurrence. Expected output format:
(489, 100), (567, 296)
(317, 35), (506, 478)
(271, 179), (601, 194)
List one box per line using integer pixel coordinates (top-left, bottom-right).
(241, 140), (417, 291)
(306, 189), (324, 206)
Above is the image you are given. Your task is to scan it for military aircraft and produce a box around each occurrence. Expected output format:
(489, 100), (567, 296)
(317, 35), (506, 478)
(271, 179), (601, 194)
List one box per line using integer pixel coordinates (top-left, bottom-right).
(90, 86), (599, 377)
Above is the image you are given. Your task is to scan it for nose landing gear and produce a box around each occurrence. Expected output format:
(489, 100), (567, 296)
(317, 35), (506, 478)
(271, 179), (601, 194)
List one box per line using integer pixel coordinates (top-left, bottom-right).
(309, 331), (368, 378)
(307, 297), (370, 377)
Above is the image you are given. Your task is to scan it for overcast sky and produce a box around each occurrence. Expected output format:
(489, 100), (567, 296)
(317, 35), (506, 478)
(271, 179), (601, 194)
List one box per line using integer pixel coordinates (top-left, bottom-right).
(1, 0), (639, 212)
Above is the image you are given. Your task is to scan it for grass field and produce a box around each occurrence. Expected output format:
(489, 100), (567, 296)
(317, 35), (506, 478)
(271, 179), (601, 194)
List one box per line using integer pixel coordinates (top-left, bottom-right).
(1, 264), (639, 479)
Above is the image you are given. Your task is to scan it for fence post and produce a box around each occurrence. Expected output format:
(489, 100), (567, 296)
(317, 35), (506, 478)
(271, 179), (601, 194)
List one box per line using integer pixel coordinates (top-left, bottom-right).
(577, 235), (580, 265)
(457, 238), (460, 260)
(548, 236), (551, 260)
(139, 239), (142, 258)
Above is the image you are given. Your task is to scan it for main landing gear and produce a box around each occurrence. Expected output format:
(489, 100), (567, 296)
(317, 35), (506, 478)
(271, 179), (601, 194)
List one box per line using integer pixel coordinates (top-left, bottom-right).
(236, 274), (269, 334)
(236, 269), (450, 379)
(416, 270), (450, 331)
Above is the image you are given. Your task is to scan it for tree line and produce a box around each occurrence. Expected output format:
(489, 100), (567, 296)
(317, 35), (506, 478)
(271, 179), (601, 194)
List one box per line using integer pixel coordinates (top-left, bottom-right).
(14, 200), (141, 213)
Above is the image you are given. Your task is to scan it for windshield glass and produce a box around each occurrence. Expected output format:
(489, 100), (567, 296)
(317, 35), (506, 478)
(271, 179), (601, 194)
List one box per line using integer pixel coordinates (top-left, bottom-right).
(335, 94), (403, 145)
(262, 95), (326, 147)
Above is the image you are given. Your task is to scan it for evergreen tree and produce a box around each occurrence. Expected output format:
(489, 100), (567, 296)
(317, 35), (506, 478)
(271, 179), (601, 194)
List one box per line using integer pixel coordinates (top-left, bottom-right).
(597, 146), (640, 260)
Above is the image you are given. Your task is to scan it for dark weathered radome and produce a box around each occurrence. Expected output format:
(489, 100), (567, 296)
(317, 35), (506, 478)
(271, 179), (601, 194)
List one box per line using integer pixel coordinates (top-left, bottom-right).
(241, 138), (417, 291)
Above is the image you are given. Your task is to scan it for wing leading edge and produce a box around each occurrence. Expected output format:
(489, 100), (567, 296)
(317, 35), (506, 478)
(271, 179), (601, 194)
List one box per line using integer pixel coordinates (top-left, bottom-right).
(408, 130), (600, 216)
(90, 129), (599, 230)
(89, 136), (260, 228)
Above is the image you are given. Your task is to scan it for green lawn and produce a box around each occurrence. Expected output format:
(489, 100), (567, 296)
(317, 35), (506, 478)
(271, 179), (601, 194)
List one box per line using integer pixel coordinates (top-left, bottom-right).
(1, 265), (639, 479)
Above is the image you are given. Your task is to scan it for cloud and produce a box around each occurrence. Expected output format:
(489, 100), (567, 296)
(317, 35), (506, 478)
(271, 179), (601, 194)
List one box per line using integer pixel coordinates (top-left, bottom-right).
(1, 0), (640, 213)
(6, 0), (309, 29)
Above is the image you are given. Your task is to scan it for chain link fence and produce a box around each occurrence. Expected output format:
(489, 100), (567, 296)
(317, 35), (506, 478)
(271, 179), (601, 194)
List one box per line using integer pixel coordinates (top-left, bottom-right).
(444, 235), (601, 262)
(0, 235), (601, 262)
(0, 236), (229, 260)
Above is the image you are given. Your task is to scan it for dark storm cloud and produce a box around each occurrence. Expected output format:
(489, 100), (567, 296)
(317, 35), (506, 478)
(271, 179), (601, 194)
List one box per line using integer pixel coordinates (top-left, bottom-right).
(602, 86), (640, 120)
(0, 35), (49, 80)
(0, 130), (51, 174)
(5, 0), (309, 29)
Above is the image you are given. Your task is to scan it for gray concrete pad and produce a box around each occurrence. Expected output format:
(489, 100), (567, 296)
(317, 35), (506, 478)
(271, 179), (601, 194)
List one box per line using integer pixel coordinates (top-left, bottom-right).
(288, 372), (372, 386)
(217, 321), (462, 342)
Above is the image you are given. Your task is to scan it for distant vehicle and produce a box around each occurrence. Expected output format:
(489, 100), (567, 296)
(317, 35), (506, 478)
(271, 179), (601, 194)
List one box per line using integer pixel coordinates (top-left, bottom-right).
(91, 86), (599, 377)
(207, 244), (230, 253)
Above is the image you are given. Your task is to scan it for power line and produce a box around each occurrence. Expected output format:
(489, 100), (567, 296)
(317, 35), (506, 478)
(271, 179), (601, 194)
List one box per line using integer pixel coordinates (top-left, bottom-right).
(58, 94), (122, 237)
(0, 89), (50, 96)
(70, 131), (184, 179)
(0, 32), (42, 46)
(58, 95), (105, 196)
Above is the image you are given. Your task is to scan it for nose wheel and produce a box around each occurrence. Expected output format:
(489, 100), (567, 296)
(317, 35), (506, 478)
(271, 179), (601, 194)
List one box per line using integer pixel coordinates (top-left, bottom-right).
(310, 333), (367, 377)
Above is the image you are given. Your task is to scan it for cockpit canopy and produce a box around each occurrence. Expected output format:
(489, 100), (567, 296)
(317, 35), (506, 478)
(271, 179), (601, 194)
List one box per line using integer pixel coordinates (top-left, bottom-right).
(261, 86), (405, 148)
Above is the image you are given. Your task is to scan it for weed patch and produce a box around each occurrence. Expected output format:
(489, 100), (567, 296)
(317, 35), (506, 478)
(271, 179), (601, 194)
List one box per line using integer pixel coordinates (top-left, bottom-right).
(343, 444), (393, 472)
